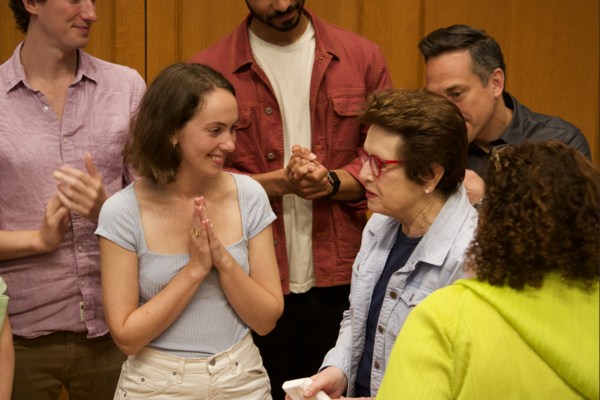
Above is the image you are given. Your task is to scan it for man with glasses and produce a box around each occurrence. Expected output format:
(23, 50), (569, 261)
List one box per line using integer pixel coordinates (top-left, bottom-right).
(189, 1), (392, 397)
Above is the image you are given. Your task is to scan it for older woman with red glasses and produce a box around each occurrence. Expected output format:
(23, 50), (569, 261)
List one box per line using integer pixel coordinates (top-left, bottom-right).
(298, 89), (478, 400)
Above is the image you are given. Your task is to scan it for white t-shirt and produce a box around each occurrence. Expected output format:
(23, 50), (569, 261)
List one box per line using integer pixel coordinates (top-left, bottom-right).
(249, 22), (316, 293)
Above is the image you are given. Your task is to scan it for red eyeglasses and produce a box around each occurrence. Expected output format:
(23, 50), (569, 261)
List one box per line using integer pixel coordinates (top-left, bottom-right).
(358, 148), (406, 177)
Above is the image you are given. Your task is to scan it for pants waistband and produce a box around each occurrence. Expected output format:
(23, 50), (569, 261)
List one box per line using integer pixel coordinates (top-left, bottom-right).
(131, 332), (255, 375)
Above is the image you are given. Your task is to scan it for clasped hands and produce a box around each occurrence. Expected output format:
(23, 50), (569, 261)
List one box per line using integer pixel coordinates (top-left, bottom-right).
(35, 153), (107, 253)
(188, 197), (232, 279)
(285, 144), (332, 200)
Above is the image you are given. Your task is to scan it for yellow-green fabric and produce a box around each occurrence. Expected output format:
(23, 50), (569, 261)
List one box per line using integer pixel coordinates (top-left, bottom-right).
(377, 273), (599, 400)
(0, 277), (8, 332)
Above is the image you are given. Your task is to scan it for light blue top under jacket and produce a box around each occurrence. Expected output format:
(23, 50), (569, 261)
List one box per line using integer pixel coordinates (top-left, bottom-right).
(321, 184), (478, 397)
(96, 173), (276, 357)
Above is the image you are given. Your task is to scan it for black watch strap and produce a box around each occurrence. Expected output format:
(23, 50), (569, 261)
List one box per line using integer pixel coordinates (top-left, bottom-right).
(322, 171), (341, 199)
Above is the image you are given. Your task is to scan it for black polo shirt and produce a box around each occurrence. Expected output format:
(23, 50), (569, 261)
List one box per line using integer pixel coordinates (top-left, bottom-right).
(468, 92), (591, 177)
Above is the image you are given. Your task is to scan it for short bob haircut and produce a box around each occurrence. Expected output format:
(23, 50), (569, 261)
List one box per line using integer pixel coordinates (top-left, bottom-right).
(468, 141), (599, 290)
(9, 0), (46, 34)
(360, 88), (468, 197)
(123, 63), (236, 184)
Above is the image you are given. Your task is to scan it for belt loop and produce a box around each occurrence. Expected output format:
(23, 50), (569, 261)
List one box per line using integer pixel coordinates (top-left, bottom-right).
(176, 359), (185, 384)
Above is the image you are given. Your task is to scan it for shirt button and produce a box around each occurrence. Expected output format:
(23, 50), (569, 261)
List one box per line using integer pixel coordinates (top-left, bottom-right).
(378, 325), (384, 334)
(267, 153), (275, 160)
(274, 239), (278, 246)
(80, 280), (85, 286)
(390, 291), (398, 299)
(79, 81), (83, 86)
(374, 361), (381, 369)
(63, 138), (68, 144)
(265, 107), (273, 115)
(43, 106), (48, 112)
(210, 359), (216, 366)
(77, 245), (83, 252)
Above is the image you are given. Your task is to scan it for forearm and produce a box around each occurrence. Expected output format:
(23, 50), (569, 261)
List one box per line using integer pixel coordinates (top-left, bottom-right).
(0, 316), (14, 400)
(330, 169), (365, 202)
(218, 261), (283, 336)
(251, 169), (292, 199)
(0, 230), (49, 260)
(107, 266), (206, 355)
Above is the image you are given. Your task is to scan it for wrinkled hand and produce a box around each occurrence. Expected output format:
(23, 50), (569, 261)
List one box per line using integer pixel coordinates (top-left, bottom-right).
(463, 169), (485, 205)
(286, 145), (331, 200)
(187, 197), (214, 279)
(54, 153), (108, 221)
(295, 367), (348, 399)
(35, 193), (70, 253)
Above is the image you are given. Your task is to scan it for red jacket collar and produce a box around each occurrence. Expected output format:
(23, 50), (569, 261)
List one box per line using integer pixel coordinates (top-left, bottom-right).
(230, 7), (340, 73)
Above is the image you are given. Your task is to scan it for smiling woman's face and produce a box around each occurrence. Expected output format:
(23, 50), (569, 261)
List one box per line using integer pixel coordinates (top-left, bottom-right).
(174, 88), (239, 178)
(359, 124), (427, 222)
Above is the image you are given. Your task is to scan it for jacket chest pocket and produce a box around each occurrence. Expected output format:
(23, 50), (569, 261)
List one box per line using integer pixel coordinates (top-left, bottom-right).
(231, 108), (262, 169)
(328, 94), (365, 151)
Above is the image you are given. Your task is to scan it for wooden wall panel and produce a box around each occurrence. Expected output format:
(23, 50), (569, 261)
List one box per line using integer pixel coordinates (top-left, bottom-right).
(85, 0), (116, 62)
(359, 0), (422, 89)
(179, 0), (249, 63)
(304, 0), (362, 33)
(116, 0), (146, 80)
(146, 0), (179, 84)
(508, 0), (599, 165)
(0, 4), (25, 63)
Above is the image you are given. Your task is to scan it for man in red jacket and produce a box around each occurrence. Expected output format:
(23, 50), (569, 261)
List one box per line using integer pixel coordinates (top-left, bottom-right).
(189, 1), (391, 397)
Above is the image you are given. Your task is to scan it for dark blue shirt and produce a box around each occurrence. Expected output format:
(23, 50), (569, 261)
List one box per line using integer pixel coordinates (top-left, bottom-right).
(355, 227), (422, 397)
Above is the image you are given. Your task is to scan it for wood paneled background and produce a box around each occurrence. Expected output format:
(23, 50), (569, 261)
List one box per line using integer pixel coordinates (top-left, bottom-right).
(1, 0), (597, 167)
(0, 2), (598, 398)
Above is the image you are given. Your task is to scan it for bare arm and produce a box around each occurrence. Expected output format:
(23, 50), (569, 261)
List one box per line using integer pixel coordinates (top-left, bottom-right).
(0, 315), (14, 400)
(199, 200), (283, 335)
(0, 193), (69, 260)
(101, 202), (213, 355)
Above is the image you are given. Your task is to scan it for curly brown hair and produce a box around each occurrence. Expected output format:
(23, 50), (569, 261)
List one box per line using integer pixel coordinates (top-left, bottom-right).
(468, 141), (599, 290)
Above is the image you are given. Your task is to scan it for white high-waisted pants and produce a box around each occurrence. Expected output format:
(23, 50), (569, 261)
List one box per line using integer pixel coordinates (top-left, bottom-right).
(113, 333), (272, 399)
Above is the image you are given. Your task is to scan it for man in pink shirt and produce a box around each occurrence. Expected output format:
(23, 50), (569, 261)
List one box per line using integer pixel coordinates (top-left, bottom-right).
(0, 1), (145, 399)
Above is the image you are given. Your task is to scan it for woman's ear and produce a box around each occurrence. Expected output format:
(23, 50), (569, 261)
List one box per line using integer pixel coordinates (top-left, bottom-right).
(425, 164), (445, 193)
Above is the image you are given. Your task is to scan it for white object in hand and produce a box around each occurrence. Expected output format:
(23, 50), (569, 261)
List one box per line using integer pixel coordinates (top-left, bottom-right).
(282, 378), (331, 400)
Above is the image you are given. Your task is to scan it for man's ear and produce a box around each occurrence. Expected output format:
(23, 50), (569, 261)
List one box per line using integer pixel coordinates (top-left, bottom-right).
(425, 164), (445, 193)
(489, 68), (505, 99)
(22, 0), (40, 16)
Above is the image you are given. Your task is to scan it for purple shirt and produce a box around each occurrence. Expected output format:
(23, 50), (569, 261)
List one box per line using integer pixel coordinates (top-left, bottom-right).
(0, 43), (145, 338)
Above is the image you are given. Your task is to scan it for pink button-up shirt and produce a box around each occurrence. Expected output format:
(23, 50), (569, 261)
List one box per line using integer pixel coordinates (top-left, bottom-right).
(0, 43), (145, 338)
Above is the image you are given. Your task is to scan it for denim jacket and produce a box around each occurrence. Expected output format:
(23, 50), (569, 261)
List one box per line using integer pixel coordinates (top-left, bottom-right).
(321, 184), (478, 396)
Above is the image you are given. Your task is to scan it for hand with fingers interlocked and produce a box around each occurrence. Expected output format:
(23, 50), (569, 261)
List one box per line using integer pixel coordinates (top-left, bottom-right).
(286, 145), (332, 200)
(53, 152), (108, 221)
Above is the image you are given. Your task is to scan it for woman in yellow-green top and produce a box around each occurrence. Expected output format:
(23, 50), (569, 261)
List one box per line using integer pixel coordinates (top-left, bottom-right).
(378, 141), (599, 400)
(0, 277), (14, 399)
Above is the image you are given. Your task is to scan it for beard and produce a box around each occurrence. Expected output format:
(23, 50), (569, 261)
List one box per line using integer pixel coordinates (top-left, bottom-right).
(245, 0), (306, 32)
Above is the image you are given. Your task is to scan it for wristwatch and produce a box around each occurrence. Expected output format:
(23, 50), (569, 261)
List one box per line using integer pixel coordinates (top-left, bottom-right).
(322, 171), (341, 199)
